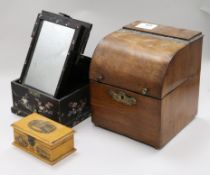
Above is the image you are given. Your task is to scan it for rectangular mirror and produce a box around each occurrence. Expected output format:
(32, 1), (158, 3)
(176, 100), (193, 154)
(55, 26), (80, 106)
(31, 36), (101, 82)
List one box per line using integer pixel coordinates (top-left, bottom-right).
(19, 11), (92, 98)
(23, 21), (75, 96)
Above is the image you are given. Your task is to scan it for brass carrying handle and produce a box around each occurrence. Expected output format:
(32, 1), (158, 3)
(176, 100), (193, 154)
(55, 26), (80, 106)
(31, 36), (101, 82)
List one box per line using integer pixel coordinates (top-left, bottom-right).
(109, 90), (136, 106)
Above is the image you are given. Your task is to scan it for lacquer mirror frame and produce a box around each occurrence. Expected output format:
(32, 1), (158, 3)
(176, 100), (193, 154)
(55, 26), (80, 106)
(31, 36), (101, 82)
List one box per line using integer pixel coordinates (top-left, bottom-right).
(19, 11), (84, 97)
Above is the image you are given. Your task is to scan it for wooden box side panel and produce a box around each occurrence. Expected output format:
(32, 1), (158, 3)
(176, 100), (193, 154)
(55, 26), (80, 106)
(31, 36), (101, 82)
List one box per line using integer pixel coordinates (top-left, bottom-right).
(160, 75), (200, 147)
(51, 135), (74, 161)
(162, 37), (203, 97)
(90, 81), (162, 148)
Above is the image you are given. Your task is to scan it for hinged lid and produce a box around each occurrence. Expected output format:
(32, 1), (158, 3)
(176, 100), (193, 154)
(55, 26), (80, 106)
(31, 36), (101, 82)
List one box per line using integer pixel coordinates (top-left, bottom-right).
(123, 21), (201, 40)
(12, 113), (73, 149)
(90, 21), (203, 99)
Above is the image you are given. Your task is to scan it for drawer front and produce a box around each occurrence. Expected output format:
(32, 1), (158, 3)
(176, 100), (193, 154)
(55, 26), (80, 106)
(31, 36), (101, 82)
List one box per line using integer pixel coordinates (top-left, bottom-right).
(90, 81), (161, 147)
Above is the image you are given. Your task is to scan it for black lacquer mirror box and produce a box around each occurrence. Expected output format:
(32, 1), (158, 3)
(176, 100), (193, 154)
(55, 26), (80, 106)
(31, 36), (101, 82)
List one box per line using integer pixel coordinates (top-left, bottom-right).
(11, 11), (92, 127)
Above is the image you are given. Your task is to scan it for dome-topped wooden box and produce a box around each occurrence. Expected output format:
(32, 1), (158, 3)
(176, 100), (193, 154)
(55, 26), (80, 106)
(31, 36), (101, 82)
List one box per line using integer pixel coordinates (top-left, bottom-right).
(89, 21), (203, 149)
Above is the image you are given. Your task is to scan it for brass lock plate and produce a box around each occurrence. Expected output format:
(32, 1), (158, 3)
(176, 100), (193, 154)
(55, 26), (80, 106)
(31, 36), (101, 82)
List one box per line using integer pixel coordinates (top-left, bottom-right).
(109, 90), (136, 106)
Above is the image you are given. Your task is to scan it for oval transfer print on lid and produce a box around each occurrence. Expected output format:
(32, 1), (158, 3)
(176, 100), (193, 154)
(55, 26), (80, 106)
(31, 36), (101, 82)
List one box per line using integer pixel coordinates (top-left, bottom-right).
(28, 120), (56, 134)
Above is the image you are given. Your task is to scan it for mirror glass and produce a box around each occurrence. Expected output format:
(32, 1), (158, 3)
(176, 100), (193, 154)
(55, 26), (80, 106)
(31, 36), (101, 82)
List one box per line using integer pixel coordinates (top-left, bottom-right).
(23, 21), (75, 96)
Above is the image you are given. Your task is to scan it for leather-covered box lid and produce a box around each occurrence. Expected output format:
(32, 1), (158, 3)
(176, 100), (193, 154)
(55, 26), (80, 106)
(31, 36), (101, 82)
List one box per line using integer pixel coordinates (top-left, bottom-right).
(90, 21), (203, 99)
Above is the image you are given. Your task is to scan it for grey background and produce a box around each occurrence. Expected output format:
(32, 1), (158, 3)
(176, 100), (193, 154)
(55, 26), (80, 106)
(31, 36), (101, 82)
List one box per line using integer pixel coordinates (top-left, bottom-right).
(0, 1), (210, 175)
(0, 0), (209, 74)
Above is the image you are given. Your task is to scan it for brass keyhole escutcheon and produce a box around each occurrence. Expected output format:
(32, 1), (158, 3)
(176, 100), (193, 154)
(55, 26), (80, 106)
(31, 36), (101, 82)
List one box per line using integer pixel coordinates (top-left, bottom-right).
(109, 90), (136, 106)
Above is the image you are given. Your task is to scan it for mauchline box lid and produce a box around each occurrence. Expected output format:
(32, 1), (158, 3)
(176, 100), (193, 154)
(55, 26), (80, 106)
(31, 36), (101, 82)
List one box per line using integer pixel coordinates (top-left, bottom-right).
(12, 113), (74, 148)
